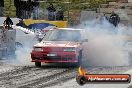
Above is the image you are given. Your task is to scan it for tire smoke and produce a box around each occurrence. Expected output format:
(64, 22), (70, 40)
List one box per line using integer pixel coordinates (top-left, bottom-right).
(10, 33), (37, 66)
(79, 19), (130, 66)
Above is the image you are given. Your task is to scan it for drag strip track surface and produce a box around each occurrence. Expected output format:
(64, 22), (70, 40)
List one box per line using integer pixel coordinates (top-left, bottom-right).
(0, 62), (98, 88)
(1, 62), (132, 88)
(16, 67), (76, 88)
(0, 63), (78, 88)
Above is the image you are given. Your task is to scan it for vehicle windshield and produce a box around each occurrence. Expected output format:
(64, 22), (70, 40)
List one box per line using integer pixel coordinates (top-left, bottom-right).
(42, 29), (81, 42)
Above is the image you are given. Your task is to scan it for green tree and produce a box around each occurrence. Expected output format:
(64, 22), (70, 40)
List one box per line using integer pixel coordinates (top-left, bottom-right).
(4, 0), (16, 17)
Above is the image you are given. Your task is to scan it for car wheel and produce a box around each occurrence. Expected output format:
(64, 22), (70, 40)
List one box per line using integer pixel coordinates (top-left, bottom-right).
(35, 62), (41, 67)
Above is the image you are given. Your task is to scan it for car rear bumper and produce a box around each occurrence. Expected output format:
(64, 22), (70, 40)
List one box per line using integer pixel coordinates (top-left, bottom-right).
(31, 51), (78, 63)
(32, 60), (78, 63)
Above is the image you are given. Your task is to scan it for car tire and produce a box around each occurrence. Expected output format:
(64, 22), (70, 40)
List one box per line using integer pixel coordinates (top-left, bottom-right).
(35, 62), (41, 67)
(76, 75), (86, 85)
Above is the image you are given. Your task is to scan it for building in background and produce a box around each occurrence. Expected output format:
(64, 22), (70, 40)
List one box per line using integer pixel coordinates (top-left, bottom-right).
(0, 0), (4, 17)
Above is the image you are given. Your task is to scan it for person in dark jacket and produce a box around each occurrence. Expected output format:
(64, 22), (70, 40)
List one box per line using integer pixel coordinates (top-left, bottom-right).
(109, 11), (120, 27)
(46, 3), (56, 21)
(32, 0), (39, 19)
(56, 7), (64, 21)
(14, 0), (22, 18)
(3, 16), (13, 29)
(24, 0), (33, 19)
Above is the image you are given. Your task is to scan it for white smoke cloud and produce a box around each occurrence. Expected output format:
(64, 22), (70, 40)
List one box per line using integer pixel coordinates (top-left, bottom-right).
(15, 34), (38, 66)
(78, 17), (130, 66)
(15, 47), (33, 66)
(7, 33), (38, 66)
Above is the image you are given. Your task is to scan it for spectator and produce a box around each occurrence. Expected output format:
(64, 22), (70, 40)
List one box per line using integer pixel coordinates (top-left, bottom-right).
(14, 0), (22, 18)
(0, 0), (4, 16)
(20, 0), (33, 19)
(46, 3), (56, 21)
(3, 16), (13, 29)
(25, 0), (33, 19)
(56, 7), (64, 21)
(32, 0), (39, 19)
(109, 11), (120, 27)
(20, 0), (26, 19)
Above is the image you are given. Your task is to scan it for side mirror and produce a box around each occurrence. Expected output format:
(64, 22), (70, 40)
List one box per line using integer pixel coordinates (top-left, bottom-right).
(81, 39), (88, 42)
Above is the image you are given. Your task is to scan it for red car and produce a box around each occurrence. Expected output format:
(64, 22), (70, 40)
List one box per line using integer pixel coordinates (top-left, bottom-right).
(31, 28), (88, 67)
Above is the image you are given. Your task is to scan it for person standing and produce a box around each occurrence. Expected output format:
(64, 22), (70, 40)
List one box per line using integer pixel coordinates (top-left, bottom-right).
(32, 0), (39, 19)
(25, 0), (33, 19)
(14, 0), (22, 18)
(56, 7), (64, 21)
(0, 0), (4, 17)
(109, 11), (120, 27)
(46, 3), (56, 21)
(3, 16), (13, 29)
